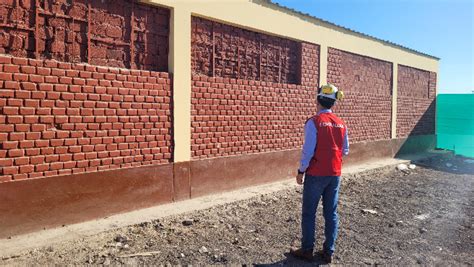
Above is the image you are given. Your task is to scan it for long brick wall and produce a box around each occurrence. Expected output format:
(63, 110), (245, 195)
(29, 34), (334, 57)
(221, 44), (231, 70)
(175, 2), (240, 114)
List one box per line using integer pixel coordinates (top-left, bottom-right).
(0, 55), (172, 182)
(0, 0), (169, 71)
(0, 10), (437, 178)
(327, 48), (393, 142)
(397, 65), (436, 137)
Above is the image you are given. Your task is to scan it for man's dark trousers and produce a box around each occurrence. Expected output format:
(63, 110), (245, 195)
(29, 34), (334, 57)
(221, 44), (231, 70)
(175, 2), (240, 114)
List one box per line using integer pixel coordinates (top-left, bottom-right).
(301, 175), (340, 255)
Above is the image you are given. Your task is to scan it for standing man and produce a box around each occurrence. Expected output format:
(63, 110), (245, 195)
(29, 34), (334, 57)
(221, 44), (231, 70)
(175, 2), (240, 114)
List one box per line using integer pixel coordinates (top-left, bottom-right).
(290, 84), (349, 263)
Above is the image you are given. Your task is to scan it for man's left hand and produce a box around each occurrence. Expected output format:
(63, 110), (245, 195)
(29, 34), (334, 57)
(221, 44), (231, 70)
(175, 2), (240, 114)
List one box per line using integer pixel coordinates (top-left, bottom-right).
(296, 173), (304, 185)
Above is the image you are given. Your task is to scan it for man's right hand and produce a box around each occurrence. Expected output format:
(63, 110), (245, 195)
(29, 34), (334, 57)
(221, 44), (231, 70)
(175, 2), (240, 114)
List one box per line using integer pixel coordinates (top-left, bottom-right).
(296, 173), (304, 185)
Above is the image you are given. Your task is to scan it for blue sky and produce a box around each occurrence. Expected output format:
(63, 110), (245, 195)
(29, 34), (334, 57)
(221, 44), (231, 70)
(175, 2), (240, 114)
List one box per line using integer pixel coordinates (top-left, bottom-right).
(273, 0), (473, 94)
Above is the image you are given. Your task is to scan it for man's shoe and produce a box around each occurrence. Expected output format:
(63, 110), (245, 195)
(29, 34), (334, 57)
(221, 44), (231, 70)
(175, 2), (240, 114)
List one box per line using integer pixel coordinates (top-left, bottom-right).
(289, 247), (313, 261)
(319, 250), (333, 264)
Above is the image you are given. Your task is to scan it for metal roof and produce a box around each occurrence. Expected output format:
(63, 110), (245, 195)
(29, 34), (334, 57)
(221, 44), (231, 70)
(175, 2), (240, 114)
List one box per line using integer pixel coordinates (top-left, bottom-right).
(259, 0), (439, 60)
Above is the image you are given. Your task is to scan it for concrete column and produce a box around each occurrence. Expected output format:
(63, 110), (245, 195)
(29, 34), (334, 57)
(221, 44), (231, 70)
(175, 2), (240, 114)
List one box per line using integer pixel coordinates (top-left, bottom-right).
(169, 7), (191, 162)
(391, 63), (398, 139)
(319, 44), (328, 86)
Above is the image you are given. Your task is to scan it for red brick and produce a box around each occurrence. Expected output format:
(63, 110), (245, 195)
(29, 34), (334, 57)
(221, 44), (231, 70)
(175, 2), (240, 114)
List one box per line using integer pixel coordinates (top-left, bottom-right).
(3, 107), (19, 115)
(66, 70), (79, 77)
(57, 131), (69, 138)
(25, 148), (40, 156)
(37, 67), (51, 76)
(15, 157), (29, 165)
(16, 90), (31, 99)
(59, 77), (73, 84)
(58, 62), (71, 69)
(73, 78), (85, 85)
(39, 83), (54, 91)
(8, 149), (24, 157)
(31, 91), (45, 99)
(6, 100), (22, 111)
(20, 65), (36, 74)
(20, 107), (35, 115)
(0, 90), (14, 98)
(44, 76), (57, 83)
(19, 165), (34, 174)
(0, 124), (14, 132)
(30, 156), (45, 164)
(7, 115), (22, 124)
(24, 99), (39, 108)
(12, 58), (28, 65)
(5, 81), (19, 89)
(24, 116), (40, 124)
(0, 158), (13, 167)
(2, 141), (18, 149)
(63, 161), (76, 169)
(9, 132), (25, 141)
(44, 60), (58, 68)
(0, 55), (12, 64)
(79, 71), (92, 78)
(29, 74), (45, 83)
(15, 124), (30, 132)
(0, 72), (12, 80)
(29, 59), (42, 67)
(27, 131), (42, 139)
(50, 162), (64, 170)
(13, 174), (28, 180)
(54, 84), (68, 92)
(21, 82), (37, 90)
(50, 139), (64, 146)
(13, 73), (28, 82)
(3, 166), (19, 175)
(36, 164), (49, 172)
(45, 154), (59, 163)
(4, 64), (20, 73)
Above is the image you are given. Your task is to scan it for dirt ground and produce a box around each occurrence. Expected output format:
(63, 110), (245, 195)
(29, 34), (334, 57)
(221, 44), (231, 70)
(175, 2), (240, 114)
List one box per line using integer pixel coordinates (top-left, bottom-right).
(2, 153), (473, 266)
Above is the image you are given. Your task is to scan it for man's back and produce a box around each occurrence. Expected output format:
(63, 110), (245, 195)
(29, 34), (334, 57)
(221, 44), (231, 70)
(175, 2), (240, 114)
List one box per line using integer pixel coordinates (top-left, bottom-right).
(306, 112), (346, 176)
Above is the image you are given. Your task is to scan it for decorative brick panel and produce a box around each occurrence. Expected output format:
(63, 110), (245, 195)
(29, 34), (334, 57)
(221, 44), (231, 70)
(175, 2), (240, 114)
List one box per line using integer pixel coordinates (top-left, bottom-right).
(191, 18), (321, 159)
(0, 0), (169, 71)
(397, 65), (436, 137)
(300, 42), (319, 87)
(0, 55), (172, 182)
(191, 17), (302, 84)
(191, 76), (317, 159)
(327, 48), (392, 142)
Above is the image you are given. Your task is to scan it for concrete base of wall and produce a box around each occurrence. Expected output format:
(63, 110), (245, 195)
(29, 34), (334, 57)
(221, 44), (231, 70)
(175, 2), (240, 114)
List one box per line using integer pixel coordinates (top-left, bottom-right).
(0, 134), (435, 239)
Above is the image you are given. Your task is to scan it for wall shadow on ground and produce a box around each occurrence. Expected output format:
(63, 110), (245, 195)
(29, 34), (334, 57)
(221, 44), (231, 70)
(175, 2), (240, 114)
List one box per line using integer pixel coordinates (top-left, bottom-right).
(394, 100), (473, 175)
(394, 100), (436, 158)
(412, 153), (474, 175)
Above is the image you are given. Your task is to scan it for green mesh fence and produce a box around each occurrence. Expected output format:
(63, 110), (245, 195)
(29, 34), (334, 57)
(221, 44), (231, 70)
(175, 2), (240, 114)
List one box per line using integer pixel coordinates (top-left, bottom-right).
(437, 94), (474, 158)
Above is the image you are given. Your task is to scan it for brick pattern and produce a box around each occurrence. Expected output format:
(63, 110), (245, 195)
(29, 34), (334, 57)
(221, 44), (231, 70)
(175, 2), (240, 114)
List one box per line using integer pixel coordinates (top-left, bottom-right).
(191, 76), (317, 159)
(0, 0), (169, 71)
(0, 55), (172, 182)
(300, 42), (319, 87)
(191, 17), (300, 84)
(327, 48), (393, 142)
(397, 65), (436, 137)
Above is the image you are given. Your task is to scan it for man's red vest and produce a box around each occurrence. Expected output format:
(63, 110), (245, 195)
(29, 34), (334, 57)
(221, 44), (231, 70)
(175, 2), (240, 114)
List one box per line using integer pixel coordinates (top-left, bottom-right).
(306, 112), (346, 177)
